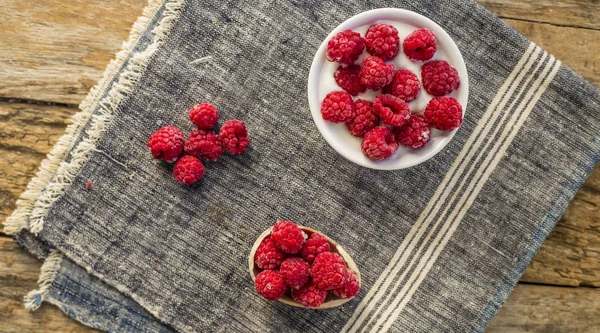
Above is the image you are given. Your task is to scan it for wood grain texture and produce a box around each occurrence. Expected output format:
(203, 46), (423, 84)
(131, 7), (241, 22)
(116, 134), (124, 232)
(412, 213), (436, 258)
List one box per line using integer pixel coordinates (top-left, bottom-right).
(487, 284), (600, 332)
(479, 0), (600, 30)
(503, 18), (600, 89)
(521, 166), (600, 287)
(0, 0), (147, 105)
(0, 102), (77, 225)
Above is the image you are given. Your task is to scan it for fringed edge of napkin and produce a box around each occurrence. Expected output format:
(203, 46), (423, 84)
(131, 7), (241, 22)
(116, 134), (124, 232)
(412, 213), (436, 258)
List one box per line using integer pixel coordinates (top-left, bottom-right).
(23, 251), (63, 311)
(3, 0), (183, 238)
(3, 0), (185, 312)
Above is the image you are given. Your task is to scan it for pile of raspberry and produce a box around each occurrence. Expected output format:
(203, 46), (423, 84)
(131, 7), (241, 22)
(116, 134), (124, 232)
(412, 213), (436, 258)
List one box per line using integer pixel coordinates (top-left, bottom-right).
(323, 25), (463, 161)
(147, 103), (250, 185)
(253, 221), (360, 308)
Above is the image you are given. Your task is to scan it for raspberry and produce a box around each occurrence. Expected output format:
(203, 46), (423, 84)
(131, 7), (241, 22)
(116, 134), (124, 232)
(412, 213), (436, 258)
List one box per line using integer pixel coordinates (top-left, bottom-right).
(364, 24), (400, 61)
(254, 270), (287, 301)
(147, 125), (184, 162)
(383, 69), (421, 102)
(320, 91), (356, 123)
(361, 126), (399, 161)
(292, 281), (328, 308)
(394, 114), (431, 149)
(403, 28), (437, 61)
(184, 129), (223, 161)
(374, 94), (410, 127)
(173, 155), (205, 185)
(333, 270), (360, 299)
(346, 99), (379, 137)
(189, 103), (218, 129)
(271, 221), (305, 254)
(280, 257), (310, 290)
(219, 120), (249, 155)
(334, 65), (366, 96)
(359, 56), (394, 90)
(254, 237), (287, 270)
(311, 252), (348, 290)
(421, 60), (460, 96)
(326, 30), (365, 65)
(301, 233), (331, 264)
(424, 97), (463, 131)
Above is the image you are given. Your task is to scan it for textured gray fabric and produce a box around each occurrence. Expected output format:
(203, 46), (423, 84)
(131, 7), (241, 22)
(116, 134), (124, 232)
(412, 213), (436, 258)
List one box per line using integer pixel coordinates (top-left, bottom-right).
(16, 231), (175, 332)
(17, 0), (600, 332)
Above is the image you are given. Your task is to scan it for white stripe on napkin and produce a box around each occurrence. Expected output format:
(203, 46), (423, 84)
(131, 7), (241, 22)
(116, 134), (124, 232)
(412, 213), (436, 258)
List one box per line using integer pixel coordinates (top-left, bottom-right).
(356, 50), (553, 333)
(375, 57), (561, 333)
(341, 42), (544, 333)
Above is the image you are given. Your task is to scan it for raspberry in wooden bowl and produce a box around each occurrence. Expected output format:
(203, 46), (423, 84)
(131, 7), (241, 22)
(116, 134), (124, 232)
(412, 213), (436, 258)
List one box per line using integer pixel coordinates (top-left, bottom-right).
(248, 221), (361, 309)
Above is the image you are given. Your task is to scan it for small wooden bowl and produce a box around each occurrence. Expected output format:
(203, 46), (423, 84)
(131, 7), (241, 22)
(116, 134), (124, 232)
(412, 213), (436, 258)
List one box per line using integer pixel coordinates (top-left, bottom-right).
(248, 226), (361, 309)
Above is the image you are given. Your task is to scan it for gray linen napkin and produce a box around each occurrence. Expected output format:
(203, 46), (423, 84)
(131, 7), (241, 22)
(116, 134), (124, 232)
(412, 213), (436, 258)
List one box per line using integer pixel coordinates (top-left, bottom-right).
(6, 0), (600, 332)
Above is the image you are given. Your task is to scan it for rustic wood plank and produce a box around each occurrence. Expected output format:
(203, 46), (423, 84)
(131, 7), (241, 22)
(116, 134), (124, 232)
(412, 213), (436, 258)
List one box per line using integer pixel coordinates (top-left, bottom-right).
(486, 284), (600, 332)
(478, 0), (600, 30)
(0, 0), (147, 105)
(0, 1), (598, 105)
(0, 102), (77, 224)
(0, 237), (97, 333)
(522, 166), (600, 287)
(504, 18), (600, 89)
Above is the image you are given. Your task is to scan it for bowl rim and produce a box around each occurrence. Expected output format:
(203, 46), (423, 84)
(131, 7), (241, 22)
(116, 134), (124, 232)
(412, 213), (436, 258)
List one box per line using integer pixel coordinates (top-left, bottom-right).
(248, 226), (361, 309)
(307, 8), (469, 170)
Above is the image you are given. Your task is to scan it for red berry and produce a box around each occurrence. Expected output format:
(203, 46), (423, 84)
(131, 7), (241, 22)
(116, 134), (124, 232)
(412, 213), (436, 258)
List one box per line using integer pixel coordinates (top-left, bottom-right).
(311, 252), (348, 290)
(334, 65), (366, 96)
(364, 24), (400, 61)
(292, 281), (328, 308)
(394, 114), (431, 149)
(421, 60), (460, 96)
(280, 257), (310, 290)
(333, 270), (360, 299)
(301, 233), (331, 264)
(184, 129), (223, 161)
(254, 237), (287, 270)
(271, 221), (305, 254)
(173, 155), (205, 185)
(403, 28), (437, 61)
(254, 270), (287, 301)
(147, 125), (184, 162)
(383, 69), (421, 102)
(374, 94), (410, 127)
(189, 103), (218, 129)
(346, 99), (379, 137)
(326, 30), (365, 65)
(359, 56), (394, 91)
(424, 97), (463, 131)
(361, 126), (399, 161)
(219, 120), (249, 155)
(320, 91), (356, 123)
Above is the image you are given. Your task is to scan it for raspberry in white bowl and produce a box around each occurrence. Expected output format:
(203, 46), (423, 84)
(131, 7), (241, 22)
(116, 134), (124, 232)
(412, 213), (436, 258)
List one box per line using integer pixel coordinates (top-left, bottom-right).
(308, 8), (469, 170)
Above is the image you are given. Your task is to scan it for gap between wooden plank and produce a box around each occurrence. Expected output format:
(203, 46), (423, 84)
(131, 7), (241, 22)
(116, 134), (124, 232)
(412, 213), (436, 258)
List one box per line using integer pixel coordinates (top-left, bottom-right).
(498, 15), (600, 32)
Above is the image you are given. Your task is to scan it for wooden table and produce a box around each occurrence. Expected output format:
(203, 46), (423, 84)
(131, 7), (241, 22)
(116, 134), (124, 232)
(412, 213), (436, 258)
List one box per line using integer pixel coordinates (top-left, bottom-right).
(1, 1), (599, 332)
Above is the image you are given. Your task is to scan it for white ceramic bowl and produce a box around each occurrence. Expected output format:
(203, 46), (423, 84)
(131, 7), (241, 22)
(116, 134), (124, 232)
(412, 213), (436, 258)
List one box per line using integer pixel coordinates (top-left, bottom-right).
(308, 8), (469, 170)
